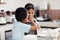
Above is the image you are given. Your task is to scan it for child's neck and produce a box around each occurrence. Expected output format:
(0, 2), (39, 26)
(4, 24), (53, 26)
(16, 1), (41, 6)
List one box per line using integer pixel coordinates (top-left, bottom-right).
(21, 19), (29, 23)
(22, 20), (26, 24)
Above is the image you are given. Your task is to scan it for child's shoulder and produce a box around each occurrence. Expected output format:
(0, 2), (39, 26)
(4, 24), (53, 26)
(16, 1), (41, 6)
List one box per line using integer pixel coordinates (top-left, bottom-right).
(14, 22), (30, 27)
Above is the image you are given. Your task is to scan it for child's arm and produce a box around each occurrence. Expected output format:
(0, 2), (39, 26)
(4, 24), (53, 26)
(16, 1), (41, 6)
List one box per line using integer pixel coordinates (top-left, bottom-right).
(30, 25), (37, 30)
(28, 14), (41, 30)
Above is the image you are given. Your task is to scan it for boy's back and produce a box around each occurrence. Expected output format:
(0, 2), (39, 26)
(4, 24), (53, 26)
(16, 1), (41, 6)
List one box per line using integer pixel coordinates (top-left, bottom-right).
(12, 22), (31, 40)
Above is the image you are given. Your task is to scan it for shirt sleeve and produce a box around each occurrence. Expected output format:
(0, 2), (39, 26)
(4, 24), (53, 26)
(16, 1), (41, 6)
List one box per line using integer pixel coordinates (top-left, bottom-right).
(24, 24), (31, 33)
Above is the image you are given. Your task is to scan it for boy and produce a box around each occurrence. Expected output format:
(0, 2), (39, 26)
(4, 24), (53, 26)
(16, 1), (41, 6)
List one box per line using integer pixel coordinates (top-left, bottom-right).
(11, 12), (17, 23)
(0, 13), (6, 24)
(5, 11), (13, 23)
(12, 7), (37, 40)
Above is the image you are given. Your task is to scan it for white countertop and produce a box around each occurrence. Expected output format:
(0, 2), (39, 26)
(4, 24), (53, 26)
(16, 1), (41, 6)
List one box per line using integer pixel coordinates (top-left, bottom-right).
(38, 22), (60, 28)
(23, 35), (37, 40)
(0, 24), (13, 31)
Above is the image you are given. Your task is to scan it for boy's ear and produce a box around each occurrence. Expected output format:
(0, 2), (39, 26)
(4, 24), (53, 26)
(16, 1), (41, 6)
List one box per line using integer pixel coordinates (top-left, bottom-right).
(24, 18), (28, 22)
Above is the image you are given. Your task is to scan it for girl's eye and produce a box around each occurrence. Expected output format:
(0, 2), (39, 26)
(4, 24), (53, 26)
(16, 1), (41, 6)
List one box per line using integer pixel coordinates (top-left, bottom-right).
(28, 12), (30, 14)
(32, 12), (33, 14)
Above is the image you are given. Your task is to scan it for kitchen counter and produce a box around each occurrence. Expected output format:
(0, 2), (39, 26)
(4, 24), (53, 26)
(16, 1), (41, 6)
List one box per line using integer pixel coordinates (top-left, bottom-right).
(38, 22), (60, 28)
(0, 22), (60, 40)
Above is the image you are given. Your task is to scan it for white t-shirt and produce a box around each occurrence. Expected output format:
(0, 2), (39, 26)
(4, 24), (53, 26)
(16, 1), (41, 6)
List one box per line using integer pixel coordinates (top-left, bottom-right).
(12, 22), (31, 40)
(5, 16), (13, 22)
(0, 17), (6, 24)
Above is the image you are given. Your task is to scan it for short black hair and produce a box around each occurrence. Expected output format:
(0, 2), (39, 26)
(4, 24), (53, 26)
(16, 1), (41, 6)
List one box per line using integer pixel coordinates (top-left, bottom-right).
(6, 11), (10, 15)
(25, 3), (34, 10)
(15, 7), (27, 22)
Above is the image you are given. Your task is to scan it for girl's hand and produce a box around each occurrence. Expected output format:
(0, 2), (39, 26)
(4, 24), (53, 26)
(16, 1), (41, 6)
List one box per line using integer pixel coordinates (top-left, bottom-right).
(28, 14), (34, 23)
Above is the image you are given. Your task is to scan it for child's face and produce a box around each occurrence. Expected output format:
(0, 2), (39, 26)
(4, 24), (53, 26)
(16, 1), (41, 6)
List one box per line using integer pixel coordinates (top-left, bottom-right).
(27, 9), (34, 17)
